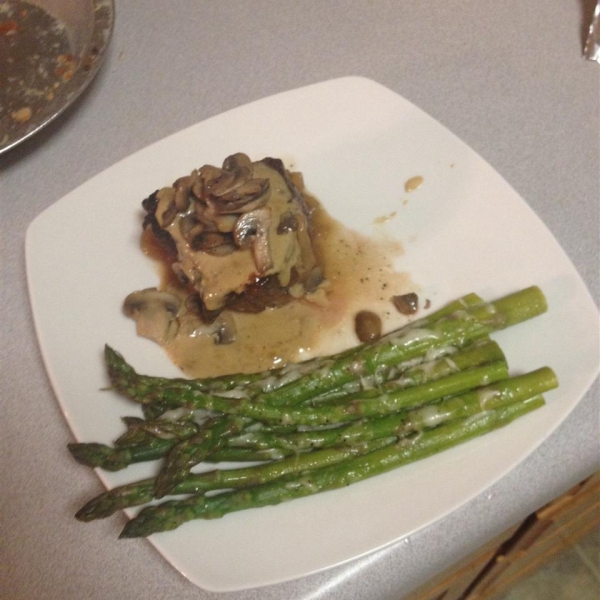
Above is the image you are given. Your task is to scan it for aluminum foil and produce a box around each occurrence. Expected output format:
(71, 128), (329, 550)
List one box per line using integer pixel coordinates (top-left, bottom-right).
(584, 1), (600, 62)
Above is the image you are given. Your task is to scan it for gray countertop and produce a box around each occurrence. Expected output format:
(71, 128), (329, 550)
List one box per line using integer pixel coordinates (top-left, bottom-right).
(1, 1), (598, 599)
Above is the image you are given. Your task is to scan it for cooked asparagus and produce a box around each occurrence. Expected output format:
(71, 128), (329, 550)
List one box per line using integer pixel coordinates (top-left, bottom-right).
(68, 286), (555, 539)
(119, 396), (545, 538)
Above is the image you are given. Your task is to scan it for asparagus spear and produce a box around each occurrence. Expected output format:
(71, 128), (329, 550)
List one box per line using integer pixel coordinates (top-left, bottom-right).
(120, 396), (545, 537)
(205, 447), (294, 462)
(303, 338), (503, 405)
(142, 401), (181, 421)
(260, 286), (544, 408)
(64, 342), (540, 470)
(229, 368), (557, 453)
(113, 415), (199, 447)
(211, 361), (508, 427)
(67, 437), (281, 470)
(106, 287), (546, 413)
(76, 436), (397, 521)
(154, 415), (246, 498)
(75, 367), (557, 520)
(71, 345), (507, 473)
(136, 362), (505, 487)
(68, 413), (202, 470)
(76, 340), (502, 471)
(106, 354), (506, 427)
(68, 437), (177, 471)
(68, 341), (505, 478)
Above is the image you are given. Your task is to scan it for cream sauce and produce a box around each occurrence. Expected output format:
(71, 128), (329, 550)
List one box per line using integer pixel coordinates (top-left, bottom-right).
(404, 176), (424, 193)
(144, 188), (414, 378)
(373, 211), (397, 224)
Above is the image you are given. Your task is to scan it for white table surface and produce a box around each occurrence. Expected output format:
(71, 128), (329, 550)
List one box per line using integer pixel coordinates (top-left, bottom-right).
(1, 1), (598, 599)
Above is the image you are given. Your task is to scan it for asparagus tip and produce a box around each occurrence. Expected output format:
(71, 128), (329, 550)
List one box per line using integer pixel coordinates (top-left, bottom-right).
(118, 524), (141, 539)
(75, 502), (102, 522)
(119, 506), (168, 538)
(75, 489), (124, 522)
(153, 476), (179, 500)
(68, 443), (112, 468)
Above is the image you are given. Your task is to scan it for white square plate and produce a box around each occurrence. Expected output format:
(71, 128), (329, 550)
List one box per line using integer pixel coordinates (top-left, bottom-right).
(26, 77), (599, 592)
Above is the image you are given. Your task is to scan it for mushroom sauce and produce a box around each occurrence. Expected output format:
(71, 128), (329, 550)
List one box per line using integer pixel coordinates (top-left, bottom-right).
(148, 157), (316, 312)
(132, 160), (415, 378)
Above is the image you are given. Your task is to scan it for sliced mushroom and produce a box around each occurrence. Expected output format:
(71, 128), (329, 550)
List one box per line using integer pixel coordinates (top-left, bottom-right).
(205, 167), (252, 198)
(213, 193), (270, 214)
(174, 183), (191, 212)
(199, 164), (223, 182)
(177, 310), (236, 344)
(222, 152), (252, 171)
(205, 169), (234, 195)
(154, 188), (177, 227)
(172, 174), (193, 189)
(190, 231), (234, 253)
(186, 222), (206, 245)
(354, 310), (382, 343)
(123, 288), (182, 345)
(191, 199), (239, 233)
(191, 176), (204, 200)
(233, 208), (273, 274)
(171, 262), (190, 285)
(234, 192), (271, 213)
(160, 201), (178, 227)
(179, 214), (202, 239)
(293, 211), (317, 277)
(174, 169), (198, 189)
(392, 292), (419, 315)
(205, 241), (237, 256)
(213, 213), (238, 233)
(214, 178), (270, 212)
(194, 199), (220, 226)
(219, 177), (267, 202)
(277, 210), (298, 234)
(233, 209), (266, 248)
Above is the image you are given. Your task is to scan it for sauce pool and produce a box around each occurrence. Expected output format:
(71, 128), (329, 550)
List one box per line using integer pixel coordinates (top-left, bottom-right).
(141, 189), (414, 378)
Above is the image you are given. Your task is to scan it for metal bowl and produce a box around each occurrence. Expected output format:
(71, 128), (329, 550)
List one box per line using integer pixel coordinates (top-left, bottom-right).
(0, 0), (115, 155)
